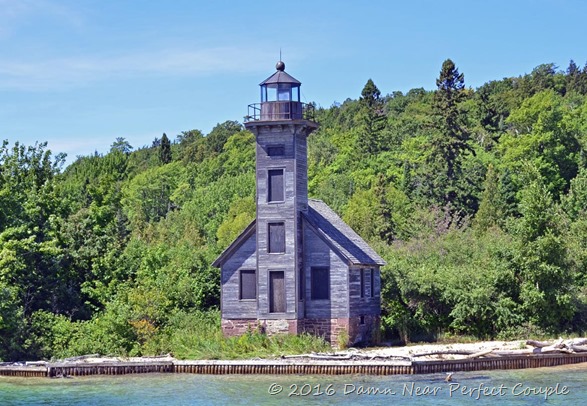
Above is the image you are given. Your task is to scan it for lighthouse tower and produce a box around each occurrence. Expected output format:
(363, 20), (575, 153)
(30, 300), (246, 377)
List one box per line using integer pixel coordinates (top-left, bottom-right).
(244, 61), (317, 329)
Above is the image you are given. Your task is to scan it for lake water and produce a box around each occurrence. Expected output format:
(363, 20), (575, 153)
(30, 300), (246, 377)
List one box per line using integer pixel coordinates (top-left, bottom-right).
(1, 364), (586, 405)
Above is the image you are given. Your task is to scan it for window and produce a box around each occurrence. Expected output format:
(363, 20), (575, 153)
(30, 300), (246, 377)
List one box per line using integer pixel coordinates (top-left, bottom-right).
(299, 266), (304, 300)
(268, 222), (285, 253)
(240, 269), (256, 300)
(269, 271), (286, 313)
(311, 267), (329, 300)
(268, 169), (284, 202)
(277, 84), (291, 101)
(370, 268), (376, 298)
(360, 269), (365, 298)
(267, 145), (285, 157)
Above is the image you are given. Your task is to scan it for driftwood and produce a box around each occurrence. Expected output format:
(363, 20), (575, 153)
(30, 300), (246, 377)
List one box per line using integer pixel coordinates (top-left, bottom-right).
(62, 354), (100, 362)
(283, 352), (411, 361)
(411, 350), (476, 358)
(467, 349), (496, 359)
(284, 337), (587, 362)
(525, 338), (587, 354)
(525, 340), (552, 348)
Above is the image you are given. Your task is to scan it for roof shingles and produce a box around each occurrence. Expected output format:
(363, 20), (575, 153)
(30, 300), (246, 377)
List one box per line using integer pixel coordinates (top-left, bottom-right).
(304, 199), (386, 266)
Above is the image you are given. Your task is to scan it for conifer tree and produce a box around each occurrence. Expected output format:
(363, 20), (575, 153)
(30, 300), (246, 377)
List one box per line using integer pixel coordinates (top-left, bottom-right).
(428, 59), (474, 207)
(474, 164), (501, 232)
(159, 133), (172, 164)
(358, 79), (386, 155)
(374, 173), (394, 244)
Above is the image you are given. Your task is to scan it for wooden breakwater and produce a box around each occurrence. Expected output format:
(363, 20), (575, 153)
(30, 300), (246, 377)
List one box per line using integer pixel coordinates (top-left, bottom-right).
(2, 353), (587, 378)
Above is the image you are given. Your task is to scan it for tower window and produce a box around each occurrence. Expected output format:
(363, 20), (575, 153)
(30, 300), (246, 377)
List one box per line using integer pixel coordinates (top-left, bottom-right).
(268, 169), (284, 202)
(268, 222), (285, 253)
(240, 269), (256, 300)
(311, 267), (329, 300)
(267, 145), (285, 157)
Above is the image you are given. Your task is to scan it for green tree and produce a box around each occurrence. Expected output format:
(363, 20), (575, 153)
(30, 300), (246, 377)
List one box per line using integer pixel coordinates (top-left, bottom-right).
(432, 59), (473, 183)
(509, 170), (575, 330)
(501, 89), (580, 197)
(159, 133), (172, 164)
(110, 137), (133, 154)
(419, 59), (475, 212)
(474, 164), (501, 231)
(122, 162), (183, 231)
(358, 79), (386, 155)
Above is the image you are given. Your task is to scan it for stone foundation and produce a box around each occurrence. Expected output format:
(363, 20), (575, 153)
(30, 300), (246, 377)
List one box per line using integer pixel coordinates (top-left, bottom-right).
(300, 316), (380, 347)
(348, 315), (380, 345)
(221, 316), (380, 347)
(221, 319), (260, 337)
(222, 319), (298, 337)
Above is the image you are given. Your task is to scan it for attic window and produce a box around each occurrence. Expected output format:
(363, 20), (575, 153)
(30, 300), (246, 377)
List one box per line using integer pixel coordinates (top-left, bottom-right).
(311, 267), (329, 300)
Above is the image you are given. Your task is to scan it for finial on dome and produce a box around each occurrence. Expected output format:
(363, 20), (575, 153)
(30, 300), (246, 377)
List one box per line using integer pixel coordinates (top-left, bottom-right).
(276, 61), (285, 71)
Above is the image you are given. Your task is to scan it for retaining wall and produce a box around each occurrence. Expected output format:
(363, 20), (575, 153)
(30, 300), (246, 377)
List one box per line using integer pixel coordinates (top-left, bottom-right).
(2, 353), (587, 378)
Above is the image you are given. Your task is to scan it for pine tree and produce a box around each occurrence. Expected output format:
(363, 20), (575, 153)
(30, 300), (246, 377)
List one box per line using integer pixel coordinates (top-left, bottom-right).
(428, 59), (474, 207)
(374, 173), (394, 244)
(159, 133), (172, 164)
(358, 79), (386, 155)
(474, 164), (501, 232)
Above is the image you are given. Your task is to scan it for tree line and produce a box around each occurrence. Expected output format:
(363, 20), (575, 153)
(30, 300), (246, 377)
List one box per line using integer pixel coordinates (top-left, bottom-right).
(1, 59), (587, 360)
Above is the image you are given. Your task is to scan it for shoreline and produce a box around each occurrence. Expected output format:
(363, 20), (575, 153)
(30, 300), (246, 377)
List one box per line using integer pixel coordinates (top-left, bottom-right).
(3, 339), (587, 378)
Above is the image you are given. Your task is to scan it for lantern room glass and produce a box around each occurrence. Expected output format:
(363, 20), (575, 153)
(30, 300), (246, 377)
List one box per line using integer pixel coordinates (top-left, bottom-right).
(260, 84), (300, 103)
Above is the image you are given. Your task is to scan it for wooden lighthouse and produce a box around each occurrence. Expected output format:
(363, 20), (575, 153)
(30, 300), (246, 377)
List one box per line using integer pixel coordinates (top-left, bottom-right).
(213, 61), (385, 346)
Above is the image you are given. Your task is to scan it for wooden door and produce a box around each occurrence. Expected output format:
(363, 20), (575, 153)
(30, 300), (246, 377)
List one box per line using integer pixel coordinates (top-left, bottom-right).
(269, 271), (285, 313)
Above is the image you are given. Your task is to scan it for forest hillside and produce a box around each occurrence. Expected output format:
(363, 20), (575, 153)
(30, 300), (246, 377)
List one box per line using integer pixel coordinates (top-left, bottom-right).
(1, 59), (587, 361)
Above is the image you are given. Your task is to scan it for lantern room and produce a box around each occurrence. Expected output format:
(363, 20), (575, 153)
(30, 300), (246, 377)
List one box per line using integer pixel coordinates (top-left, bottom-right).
(260, 61), (301, 103)
(246, 61), (314, 122)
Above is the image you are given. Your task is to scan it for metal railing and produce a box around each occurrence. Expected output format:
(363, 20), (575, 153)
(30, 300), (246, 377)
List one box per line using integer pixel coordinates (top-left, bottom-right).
(245, 102), (315, 122)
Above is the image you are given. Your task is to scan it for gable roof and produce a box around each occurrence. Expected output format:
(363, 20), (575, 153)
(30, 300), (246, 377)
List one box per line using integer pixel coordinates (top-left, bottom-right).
(211, 219), (256, 268)
(211, 200), (386, 268)
(304, 199), (386, 267)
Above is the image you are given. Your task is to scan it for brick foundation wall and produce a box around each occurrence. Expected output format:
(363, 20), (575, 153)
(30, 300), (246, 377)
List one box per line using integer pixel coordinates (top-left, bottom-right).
(221, 319), (260, 337)
(222, 316), (380, 348)
(300, 316), (379, 347)
(222, 319), (298, 337)
(348, 315), (380, 345)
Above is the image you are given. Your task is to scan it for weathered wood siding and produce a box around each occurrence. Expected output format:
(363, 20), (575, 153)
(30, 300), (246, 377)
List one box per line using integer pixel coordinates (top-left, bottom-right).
(254, 125), (307, 320)
(221, 234), (257, 319)
(303, 223), (349, 318)
(349, 266), (381, 317)
(295, 130), (308, 212)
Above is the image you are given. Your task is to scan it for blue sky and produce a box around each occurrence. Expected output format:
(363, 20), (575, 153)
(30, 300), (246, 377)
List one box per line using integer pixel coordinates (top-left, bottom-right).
(1, 0), (587, 162)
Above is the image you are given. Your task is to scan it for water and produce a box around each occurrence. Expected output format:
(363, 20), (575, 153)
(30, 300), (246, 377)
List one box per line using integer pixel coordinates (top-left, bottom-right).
(1, 364), (586, 405)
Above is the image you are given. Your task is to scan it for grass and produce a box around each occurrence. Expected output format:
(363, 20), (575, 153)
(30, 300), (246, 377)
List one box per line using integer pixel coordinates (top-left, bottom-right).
(159, 310), (330, 359)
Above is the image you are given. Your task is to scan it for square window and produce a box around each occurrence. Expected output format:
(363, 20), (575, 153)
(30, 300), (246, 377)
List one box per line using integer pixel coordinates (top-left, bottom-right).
(268, 169), (284, 202)
(267, 145), (285, 157)
(240, 269), (256, 300)
(311, 267), (329, 300)
(268, 222), (285, 253)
